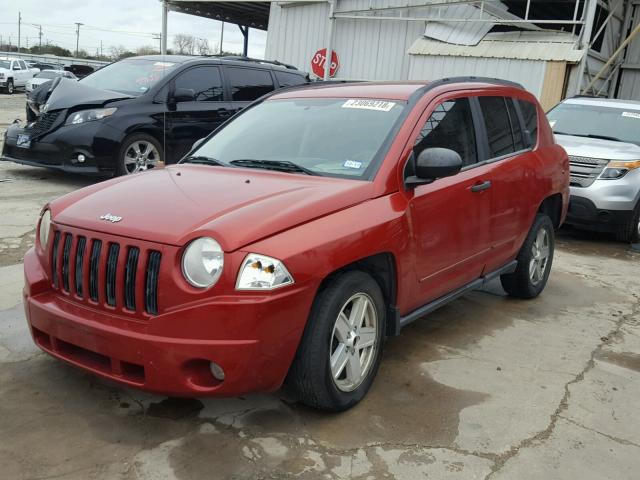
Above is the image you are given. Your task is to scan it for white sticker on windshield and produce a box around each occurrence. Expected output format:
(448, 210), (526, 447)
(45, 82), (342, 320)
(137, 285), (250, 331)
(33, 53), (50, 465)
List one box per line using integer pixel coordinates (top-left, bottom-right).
(343, 160), (362, 169)
(342, 99), (396, 112)
(622, 111), (640, 119)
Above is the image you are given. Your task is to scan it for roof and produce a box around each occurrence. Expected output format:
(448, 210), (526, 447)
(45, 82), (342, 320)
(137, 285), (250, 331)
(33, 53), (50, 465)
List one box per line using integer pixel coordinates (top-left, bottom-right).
(166, 1), (270, 30)
(269, 78), (523, 101)
(563, 97), (640, 110)
(409, 31), (584, 62)
(124, 55), (305, 73)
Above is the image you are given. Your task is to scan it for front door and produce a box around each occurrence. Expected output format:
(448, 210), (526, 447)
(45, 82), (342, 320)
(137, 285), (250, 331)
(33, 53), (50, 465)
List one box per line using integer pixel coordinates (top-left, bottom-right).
(408, 96), (493, 305)
(165, 65), (232, 162)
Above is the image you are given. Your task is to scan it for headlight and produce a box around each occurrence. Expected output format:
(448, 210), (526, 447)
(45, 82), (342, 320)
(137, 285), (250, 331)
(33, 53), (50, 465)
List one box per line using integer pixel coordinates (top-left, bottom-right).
(182, 237), (224, 288)
(66, 107), (117, 125)
(236, 254), (294, 290)
(38, 209), (51, 249)
(600, 160), (640, 180)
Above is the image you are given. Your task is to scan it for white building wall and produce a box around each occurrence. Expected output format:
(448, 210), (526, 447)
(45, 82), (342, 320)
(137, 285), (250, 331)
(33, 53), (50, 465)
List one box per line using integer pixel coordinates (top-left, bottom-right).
(408, 55), (548, 97)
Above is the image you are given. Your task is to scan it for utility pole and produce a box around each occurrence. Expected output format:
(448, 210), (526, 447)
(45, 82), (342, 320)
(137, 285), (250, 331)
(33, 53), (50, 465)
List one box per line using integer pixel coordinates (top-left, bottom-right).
(219, 21), (224, 54)
(100, 40), (103, 58)
(37, 25), (42, 52)
(75, 22), (83, 58)
(152, 33), (162, 53)
(18, 12), (21, 53)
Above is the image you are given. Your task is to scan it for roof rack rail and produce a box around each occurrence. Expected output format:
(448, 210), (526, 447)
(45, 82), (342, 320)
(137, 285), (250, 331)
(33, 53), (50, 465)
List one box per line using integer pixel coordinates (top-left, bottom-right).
(220, 56), (299, 71)
(429, 76), (525, 90)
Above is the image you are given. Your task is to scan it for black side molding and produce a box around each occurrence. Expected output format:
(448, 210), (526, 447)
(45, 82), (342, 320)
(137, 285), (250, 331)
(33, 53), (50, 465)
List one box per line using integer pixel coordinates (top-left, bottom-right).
(388, 260), (518, 334)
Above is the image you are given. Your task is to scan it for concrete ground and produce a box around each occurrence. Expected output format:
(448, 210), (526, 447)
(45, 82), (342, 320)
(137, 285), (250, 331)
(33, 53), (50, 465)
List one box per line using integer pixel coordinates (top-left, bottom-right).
(1, 94), (640, 480)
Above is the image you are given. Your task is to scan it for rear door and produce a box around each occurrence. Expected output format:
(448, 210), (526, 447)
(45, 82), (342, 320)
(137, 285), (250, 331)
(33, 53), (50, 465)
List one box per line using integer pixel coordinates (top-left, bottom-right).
(224, 66), (276, 115)
(165, 65), (232, 162)
(476, 95), (537, 272)
(408, 95), (493, 305)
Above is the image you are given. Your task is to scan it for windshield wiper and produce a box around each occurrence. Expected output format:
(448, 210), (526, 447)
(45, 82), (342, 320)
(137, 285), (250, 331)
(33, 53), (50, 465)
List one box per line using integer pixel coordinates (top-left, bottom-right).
(181, 155), (227, 167)
(229, 159), (319, 176)
(554, 132), (623, 142)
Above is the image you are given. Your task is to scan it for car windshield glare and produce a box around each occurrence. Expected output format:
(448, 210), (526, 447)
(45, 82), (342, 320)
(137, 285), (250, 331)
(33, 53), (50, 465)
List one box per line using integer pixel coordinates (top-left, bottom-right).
(80, 59), (178, 95)
(189, 98), (406, 179)
(0, 60), (10, 69)
(548, 103), (640, 145)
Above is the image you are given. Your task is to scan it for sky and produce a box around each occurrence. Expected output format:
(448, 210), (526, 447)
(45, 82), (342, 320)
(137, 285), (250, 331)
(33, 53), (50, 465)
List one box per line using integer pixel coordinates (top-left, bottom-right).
(0, 0), (267, 57)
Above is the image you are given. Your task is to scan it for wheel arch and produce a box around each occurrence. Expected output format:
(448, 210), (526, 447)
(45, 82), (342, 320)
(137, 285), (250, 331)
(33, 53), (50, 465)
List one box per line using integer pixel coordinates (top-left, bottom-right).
(537, 193), (563, 230)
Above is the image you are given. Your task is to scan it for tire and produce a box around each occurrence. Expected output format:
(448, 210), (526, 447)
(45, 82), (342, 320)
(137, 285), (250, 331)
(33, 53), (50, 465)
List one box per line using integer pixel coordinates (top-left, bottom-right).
(116, 133), (164, 176)
(501, 214), (555, 299)
(615, 200), (640, 243)
(5, 79), (14, 94)
(286, 270), (386, 411)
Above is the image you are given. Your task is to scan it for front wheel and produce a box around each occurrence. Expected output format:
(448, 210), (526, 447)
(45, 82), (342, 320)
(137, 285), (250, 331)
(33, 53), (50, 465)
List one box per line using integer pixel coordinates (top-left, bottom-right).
(616, 200), (640, 243)
(5, 79), (14, 94)
(286, 271), (386, 411)
(501, 214), (555, 299)
(116, 133), (164, 176)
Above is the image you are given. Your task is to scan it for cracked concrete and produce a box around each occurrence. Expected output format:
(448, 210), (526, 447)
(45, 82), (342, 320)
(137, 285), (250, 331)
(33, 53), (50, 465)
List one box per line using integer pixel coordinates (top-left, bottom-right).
(1, 94), (640, 479)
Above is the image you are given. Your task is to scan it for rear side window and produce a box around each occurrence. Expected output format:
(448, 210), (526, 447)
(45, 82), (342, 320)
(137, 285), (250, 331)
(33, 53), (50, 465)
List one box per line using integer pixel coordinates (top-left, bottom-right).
(275, 71), (307, 88)
(414, 98), (478, 167)
(227, 67), (275, 101)
(19, 60), (27, 70)
(174, 66), (223, 102)
(479, 97), (515, 158)
(518, 100), (538, 147)
(506, 99), (525, 151)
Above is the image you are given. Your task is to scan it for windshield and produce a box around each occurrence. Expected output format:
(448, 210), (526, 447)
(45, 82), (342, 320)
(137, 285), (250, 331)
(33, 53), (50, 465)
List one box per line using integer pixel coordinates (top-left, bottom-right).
(548, 102), (640, 145)
(36, 71), (60, 79)
(0, 60), (10, 69)
(188, 98), (406, 179)
(80, 58), (177, 95)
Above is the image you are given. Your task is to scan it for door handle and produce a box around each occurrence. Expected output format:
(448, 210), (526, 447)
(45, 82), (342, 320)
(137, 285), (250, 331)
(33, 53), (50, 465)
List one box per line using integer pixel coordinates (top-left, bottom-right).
(470, 180), (492, 192)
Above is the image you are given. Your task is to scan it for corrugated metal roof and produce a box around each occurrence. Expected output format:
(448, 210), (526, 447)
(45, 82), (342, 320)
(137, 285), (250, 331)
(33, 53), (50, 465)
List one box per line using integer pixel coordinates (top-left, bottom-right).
(409, 31), (584, 62)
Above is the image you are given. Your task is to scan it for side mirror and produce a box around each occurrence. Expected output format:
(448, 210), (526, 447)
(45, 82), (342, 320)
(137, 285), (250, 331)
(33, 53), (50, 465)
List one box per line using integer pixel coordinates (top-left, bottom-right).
(13, 65), (20, 70)
(406, 147), (462, 188)
(172, 87), (195, 103)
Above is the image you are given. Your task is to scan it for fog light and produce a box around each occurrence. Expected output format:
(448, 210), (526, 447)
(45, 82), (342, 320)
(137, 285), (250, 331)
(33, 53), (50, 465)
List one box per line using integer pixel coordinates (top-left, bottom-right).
(209, 361), (225, 381)
(77, 154), (86, 163)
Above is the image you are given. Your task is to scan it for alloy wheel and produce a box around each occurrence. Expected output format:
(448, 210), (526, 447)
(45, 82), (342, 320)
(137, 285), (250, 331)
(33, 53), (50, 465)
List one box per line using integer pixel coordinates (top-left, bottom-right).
(330, 293), (378, 392)
(529, 228), (550, 285)
(123, 140), (161, 174)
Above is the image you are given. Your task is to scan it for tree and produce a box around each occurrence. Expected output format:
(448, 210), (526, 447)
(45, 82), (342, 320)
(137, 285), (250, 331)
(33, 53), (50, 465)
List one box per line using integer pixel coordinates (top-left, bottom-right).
(196, 38), (210, 56)
(173, 33), (195, 55)
(136, 45), (159, 56)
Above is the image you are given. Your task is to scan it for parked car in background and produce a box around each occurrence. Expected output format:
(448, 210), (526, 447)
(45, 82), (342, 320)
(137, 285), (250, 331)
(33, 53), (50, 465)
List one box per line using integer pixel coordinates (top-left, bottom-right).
(1, 55), (309, 176)
(23, 79), (568, 410)
(28, 61), (65, 72)
(549, 97), (640, 242)
(26, 69), (77, 93)
(0, 57), (40, 94)
(64, 64), (96, 79)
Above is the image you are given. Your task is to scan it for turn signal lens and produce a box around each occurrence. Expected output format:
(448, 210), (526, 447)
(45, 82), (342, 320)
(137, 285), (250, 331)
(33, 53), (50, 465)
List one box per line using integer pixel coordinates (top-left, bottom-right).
(236, 254), (294, 290)
(608, 160), (640, 170)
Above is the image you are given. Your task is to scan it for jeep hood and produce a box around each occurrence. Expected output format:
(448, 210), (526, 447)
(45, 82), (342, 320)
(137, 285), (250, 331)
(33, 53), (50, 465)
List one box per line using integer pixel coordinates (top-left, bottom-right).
(555, 134), (640, 161)
(42, 77), (132, 111)
(51, 165), (375, 251)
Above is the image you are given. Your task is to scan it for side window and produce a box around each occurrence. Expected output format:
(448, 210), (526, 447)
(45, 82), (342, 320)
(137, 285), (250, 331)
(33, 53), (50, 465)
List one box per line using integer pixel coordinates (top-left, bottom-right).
(479, 96), (515, 158)
(19, 60), (27, 70)
(414, 98), (478, 167)
(518, 100), (538, 147)
(275, 71), (307, 88)
(506, 98), (525, 151)
(173, 66), (223, 102)
(227, 67), (275, 101)
(11, 61), (20, 70)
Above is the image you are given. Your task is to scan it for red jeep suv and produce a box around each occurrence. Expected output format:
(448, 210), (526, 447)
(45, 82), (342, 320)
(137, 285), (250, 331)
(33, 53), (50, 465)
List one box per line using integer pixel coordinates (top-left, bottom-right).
(24, 78), (569, 411)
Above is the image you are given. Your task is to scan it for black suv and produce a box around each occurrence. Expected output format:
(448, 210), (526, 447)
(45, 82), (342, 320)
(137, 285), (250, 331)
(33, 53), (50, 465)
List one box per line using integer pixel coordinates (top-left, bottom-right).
(1, 55), (309, 176)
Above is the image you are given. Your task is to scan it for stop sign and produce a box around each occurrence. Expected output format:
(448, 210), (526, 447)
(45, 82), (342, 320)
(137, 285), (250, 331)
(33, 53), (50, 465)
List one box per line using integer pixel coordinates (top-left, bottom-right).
(311, 48), (339, 78)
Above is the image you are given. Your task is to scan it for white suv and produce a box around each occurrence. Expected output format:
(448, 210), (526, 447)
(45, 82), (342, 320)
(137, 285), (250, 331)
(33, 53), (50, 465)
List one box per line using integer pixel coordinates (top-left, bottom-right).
(548, 97), (640, 243)
(0, 57), (39, 94)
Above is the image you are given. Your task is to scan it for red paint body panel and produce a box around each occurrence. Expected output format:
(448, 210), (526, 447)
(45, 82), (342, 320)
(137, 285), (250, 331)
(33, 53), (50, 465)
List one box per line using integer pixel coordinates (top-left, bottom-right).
(23, 81), (569, 396)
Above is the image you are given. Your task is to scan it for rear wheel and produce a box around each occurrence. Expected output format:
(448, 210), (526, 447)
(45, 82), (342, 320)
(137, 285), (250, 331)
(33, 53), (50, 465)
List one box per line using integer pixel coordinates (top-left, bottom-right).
(116, 133), (164, 176)
(615, 201), (640, 243)
(287, 271), (385, 411)
(501, 214), (555, 299)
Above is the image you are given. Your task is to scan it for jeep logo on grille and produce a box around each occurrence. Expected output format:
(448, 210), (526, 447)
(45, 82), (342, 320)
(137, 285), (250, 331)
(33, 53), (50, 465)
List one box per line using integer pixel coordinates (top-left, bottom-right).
(100, 213), (122, 223)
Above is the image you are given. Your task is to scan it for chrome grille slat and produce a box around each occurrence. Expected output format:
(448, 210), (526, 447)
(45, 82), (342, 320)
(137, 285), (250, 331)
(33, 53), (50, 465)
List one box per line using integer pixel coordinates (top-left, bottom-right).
(61, 234), (73, 291)
(145, 251), (161, 316)
(89, 240), (102, 302)
(105, 243), (120, 307)
(124, 247), (139, 311)
(75, 237), (86, 297)
(568, 155), (609, 188)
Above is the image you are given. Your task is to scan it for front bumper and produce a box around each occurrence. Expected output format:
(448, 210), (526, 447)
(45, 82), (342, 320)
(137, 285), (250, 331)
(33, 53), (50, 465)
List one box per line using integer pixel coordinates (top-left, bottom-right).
(1, 119), (123, 176)
(23, 248), (317, 397)
(566, 196), (634, 231)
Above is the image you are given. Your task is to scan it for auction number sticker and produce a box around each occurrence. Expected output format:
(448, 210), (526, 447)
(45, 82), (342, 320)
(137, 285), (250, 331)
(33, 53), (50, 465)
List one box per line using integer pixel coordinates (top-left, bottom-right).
(342, 99), (396, 112)
(622, 111), (640, 119)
